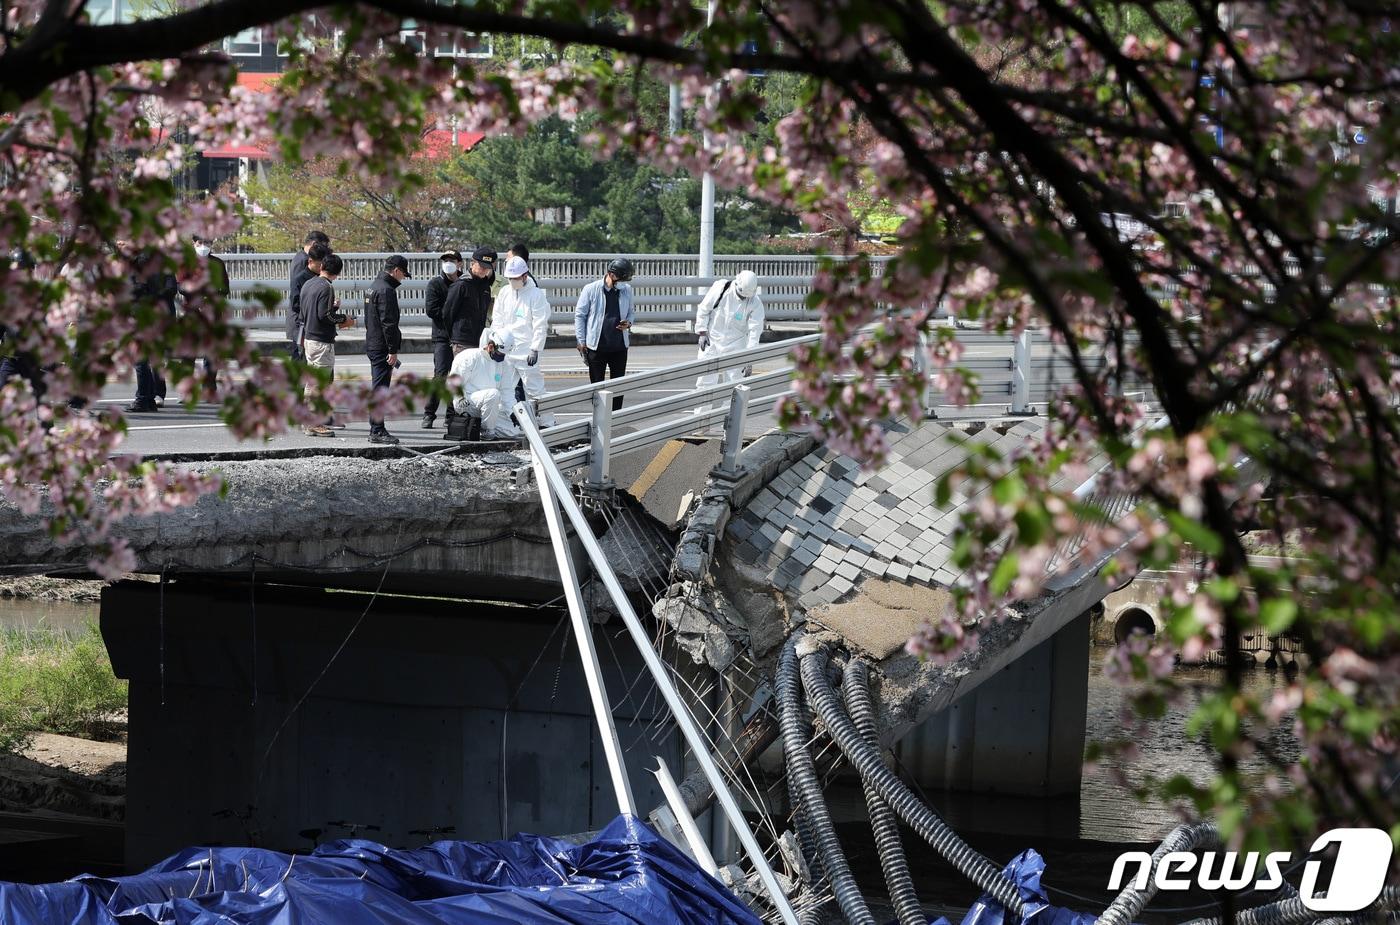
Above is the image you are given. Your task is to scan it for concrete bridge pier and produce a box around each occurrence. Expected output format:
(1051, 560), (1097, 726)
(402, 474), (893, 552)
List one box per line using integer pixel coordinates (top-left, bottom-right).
(895, 610), (1092, 798)
(101, 578), (682, 870)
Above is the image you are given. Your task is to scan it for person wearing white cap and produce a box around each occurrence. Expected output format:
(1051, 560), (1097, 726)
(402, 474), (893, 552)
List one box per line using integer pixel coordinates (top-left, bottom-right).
(490, 254), (554, 425)
(449, 329), (521, 440)
(695, 269), (765, 390)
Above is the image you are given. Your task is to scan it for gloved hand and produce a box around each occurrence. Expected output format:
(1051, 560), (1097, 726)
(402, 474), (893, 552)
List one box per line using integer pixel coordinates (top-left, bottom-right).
(527, 350), (539, 366)
(698, 333), (709, 351)
(741, 365), (753, 378)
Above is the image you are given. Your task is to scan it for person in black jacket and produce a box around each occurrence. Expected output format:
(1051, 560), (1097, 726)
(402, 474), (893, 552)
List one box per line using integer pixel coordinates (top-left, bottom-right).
(443, 246), (495, 357)
(365, 254), (408, 445)
(126, 252), (179, 413)
(287, 232), (330, 359)
(421, 250), (462, 429)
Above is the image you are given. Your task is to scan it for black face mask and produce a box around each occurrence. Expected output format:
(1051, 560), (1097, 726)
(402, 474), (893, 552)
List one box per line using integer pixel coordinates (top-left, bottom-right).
(489, 346), (506, 362)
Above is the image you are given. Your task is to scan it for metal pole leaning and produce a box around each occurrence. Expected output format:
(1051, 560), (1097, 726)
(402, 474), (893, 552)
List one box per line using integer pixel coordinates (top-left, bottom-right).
(652, 755), (719, 876)
(528, 446), (638, 818)
(515, 402), (800, 925)
(1010, 330), (1033, 415)
(718, 385), (750, 477)
(587, 389), (614, 490)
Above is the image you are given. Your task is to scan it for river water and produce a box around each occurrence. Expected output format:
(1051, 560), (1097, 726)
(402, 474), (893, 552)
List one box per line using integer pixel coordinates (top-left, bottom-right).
(0, 598), (100, 636)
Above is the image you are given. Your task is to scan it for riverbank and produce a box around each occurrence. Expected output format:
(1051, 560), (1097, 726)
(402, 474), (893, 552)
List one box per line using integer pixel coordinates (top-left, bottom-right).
(0, 576), (106, 603)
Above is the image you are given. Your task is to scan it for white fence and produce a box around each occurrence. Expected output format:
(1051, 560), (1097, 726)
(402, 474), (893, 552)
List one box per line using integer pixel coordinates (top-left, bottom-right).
(222, 251), (893, 327)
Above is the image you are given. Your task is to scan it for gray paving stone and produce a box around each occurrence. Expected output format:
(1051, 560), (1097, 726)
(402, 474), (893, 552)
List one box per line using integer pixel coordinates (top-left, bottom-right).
(866, 520), (896, 541)
(834, 560), (861, 581)
(887, 562), (911, 581)
(757, 523), (782, 545)
(911, 564), (936, 584)
(896, 523), (923, 540)
(865, 558), (890, 577)
(795, 571), (826, 594)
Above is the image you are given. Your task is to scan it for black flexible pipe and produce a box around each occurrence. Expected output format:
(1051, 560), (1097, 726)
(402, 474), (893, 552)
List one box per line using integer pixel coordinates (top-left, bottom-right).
(797, 642), (1026, 916)
(844, 658), (927, 925)
(778, 640), (875, 925)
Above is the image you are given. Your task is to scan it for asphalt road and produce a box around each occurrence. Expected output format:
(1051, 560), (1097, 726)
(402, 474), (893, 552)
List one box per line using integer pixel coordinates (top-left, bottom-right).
(94, 343), (789, 458)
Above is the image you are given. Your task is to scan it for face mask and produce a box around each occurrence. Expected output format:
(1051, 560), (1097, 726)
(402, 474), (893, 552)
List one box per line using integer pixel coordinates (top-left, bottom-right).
(489, 346), (506, 361)
(510, 276), (525, 289)
(442, 261), (458, 275)
(194, 245), (211, 258)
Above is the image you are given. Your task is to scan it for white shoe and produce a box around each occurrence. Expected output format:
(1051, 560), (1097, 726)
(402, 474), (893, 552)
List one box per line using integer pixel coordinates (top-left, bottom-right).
(153, 396), (165, 408)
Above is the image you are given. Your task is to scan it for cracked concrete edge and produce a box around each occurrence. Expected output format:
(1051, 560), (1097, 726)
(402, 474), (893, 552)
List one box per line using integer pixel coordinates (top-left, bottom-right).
(0, 453), (542, 572)
(669, 430), (819, 585)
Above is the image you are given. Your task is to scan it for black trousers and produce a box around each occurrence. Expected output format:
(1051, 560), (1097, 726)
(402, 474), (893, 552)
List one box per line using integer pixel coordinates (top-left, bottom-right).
(423, 340), (452, 418)
(586, 348), (627, 410)
(368, 352), (392, 431)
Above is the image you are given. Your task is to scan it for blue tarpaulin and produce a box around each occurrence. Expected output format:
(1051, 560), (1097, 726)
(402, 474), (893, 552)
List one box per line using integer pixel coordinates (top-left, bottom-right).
(934, 848), (1099, 925)
(0, 815), (762, 925)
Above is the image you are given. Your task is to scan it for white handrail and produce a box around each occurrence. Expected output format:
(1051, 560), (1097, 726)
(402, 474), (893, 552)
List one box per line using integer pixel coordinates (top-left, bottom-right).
(528, 445), (638, 817)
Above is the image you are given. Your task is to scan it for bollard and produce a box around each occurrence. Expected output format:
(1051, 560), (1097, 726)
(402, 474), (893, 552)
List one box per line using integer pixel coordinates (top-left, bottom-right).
(1010, 329), (1034, 415)
(586, 389), (614, 490)
(717, 385), (750, 477)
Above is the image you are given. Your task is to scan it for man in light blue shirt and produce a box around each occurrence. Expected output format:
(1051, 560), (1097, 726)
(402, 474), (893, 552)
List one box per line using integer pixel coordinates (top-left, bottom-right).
(574, 257), (635, 411)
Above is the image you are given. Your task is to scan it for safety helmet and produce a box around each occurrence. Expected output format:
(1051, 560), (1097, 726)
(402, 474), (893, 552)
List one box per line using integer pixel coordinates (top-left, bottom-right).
(734, 270), (759, 299)
(606, 257), (634, 282)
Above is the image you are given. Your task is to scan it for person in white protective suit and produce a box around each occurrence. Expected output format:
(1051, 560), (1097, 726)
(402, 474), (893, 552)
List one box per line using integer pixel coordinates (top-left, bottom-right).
(449, 330), (522, 440)
(695, 269), (765, 390)
(489, 255), (555, 425)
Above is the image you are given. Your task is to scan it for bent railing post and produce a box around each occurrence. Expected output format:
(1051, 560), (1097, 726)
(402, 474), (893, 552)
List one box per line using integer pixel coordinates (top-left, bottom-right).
(516, 402), (801, 925)
(527, 444), (638, 818)
(718, 385), (750, 477)
(586, 390), (614, 490)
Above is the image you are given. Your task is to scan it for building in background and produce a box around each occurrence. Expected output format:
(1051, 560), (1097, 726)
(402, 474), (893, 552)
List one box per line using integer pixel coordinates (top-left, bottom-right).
(86, 1), (496, 198)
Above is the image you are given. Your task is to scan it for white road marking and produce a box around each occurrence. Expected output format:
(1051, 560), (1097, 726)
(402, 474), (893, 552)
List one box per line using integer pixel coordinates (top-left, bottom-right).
(126, 422), (229, 431)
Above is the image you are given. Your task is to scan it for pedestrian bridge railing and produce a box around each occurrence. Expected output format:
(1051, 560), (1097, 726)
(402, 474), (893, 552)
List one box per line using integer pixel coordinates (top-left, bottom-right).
(220, 251), (895, 328)
(226, 274), (829, 326)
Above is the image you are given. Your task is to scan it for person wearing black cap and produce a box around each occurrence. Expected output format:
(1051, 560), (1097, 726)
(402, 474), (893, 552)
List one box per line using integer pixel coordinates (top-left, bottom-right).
(443, 245), (495, 357)
(421, 249), (462, 428)
(365, 254), (408, 445)
(574, 257), (635, 411)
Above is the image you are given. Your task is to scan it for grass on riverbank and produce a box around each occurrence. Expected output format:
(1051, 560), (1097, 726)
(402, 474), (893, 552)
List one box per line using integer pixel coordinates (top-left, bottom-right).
(0, 623), (127, 752)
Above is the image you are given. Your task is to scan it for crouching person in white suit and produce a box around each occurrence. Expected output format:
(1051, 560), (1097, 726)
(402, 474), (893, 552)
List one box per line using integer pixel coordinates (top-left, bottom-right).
(450, 329), (522, 441)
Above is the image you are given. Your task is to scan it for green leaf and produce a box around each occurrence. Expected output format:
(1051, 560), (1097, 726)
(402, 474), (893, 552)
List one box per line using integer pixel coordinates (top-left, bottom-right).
(1165, 510), (1223, 556)
(935, 473), (953, 508)
(1258, 598), (1297, 634)
(990, 553), (1019, 595)
(992, 473), (1026, 506)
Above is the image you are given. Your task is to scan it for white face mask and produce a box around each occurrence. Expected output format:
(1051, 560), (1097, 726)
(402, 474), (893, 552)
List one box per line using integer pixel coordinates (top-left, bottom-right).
(442, 261), (458, 275)
(194, 245), (211, 258)
(509, 275), (525, 289)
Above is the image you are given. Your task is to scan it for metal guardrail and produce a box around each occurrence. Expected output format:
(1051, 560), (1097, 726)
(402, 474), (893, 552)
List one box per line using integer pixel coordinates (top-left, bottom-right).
(530, 327), (1157, 483)
(222, 251), (890, 281)
(227, 274), (823, 326)
(221, 251), (896, 327)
